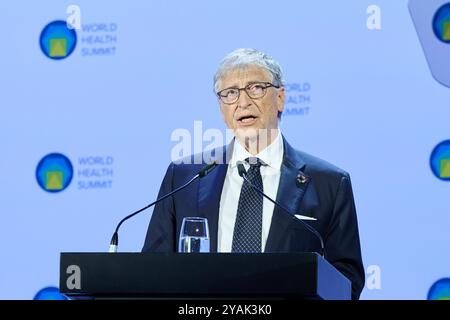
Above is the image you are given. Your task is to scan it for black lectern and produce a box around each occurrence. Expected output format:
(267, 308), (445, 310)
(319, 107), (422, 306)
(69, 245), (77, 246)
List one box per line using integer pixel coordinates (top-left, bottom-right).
(60, 252), (351, 300)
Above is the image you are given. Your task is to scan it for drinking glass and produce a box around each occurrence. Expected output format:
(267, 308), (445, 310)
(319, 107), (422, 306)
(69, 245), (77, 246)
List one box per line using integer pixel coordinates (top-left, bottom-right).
(178, 217), (210, 253)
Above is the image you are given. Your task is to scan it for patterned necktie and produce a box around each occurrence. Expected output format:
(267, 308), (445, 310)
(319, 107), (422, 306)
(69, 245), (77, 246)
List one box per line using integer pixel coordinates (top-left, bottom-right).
(231, 157), (264, 253)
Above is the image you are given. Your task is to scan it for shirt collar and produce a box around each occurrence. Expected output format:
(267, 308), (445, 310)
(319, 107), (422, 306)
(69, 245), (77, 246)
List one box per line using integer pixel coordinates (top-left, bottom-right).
(231, 130), (283, 170)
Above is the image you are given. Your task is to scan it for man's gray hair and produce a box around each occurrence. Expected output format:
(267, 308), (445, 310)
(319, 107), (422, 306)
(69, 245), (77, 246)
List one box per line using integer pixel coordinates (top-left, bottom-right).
(213, 48), (284, 92)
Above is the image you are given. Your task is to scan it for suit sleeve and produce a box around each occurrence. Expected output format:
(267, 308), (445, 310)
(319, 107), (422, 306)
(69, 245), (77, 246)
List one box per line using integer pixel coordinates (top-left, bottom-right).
(325, 173), (365, 300)
(141, 163), (177, 253)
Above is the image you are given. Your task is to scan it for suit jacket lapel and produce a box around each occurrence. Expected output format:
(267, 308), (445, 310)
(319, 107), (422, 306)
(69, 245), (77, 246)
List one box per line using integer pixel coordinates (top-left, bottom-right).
(265, 137), (310, 252)
(197, 145), (230, 253)
(196, 138), (310, 253)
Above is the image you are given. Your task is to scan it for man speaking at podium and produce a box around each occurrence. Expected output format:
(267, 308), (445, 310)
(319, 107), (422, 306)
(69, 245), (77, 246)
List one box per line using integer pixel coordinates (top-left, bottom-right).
(142, 48), (365, 299)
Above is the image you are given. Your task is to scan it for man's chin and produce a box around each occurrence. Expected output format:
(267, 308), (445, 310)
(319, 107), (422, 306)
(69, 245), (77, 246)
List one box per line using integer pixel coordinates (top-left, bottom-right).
(234, 127), (259, 141)
(232, 125), (279, 152)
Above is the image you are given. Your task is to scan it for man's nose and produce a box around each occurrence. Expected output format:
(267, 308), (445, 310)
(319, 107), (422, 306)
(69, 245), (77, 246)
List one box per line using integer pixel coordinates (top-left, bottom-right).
(236, 88), (252, 108)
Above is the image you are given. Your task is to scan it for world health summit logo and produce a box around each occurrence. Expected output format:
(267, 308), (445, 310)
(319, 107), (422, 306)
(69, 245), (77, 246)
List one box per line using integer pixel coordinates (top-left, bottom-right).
(34, 286), (68, 300)
(40, 20), (77, 59)
(430, 140), (450, 181)
(36, 153), (73, 192)
(428, 278), (450, 300)
(433, 3), (450, 43)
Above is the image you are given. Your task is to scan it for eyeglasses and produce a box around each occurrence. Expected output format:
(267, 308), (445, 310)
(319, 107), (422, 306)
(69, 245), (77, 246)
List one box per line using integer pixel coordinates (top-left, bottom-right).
(216, 82), (280, 105)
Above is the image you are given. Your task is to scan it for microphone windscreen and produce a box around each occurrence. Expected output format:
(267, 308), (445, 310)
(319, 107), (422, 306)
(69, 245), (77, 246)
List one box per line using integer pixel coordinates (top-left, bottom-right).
(236, 161), (247, 177)
(198, 161), (218, 177)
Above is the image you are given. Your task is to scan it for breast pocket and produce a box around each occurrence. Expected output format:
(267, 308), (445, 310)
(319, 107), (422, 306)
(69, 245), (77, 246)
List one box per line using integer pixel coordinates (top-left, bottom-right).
(287, 219), (323, 253)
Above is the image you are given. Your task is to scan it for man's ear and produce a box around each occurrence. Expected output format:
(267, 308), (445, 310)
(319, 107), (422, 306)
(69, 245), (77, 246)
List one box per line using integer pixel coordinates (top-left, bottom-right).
(219, 102), (227, 123)
(277, 86), (285, 114)
(217, 99), (225, 122)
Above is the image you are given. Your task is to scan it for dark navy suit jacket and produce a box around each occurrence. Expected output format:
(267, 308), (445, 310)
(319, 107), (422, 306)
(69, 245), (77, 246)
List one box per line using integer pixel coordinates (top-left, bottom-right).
(142, 137), (365, 299)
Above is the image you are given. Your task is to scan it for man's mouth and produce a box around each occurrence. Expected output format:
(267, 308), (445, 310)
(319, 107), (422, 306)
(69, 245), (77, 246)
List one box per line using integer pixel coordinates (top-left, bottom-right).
(237, 115), (257, 125)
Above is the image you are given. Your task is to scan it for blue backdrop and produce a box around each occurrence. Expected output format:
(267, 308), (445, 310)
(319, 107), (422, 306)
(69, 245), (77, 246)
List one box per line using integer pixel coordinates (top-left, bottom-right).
(0, 0), (449, 300)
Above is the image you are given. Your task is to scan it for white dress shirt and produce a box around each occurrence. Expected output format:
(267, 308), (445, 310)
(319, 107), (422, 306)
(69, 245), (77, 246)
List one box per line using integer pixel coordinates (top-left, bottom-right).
(217, 130), (284, 252)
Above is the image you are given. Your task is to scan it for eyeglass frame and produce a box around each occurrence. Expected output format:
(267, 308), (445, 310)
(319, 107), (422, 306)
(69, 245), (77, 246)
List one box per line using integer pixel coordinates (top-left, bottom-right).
(216, 82), (281, 105)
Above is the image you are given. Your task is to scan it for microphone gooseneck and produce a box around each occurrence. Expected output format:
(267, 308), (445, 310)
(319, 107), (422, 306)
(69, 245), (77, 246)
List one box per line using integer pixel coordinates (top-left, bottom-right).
(236, 161), (325, 257)
(109, 161), (218, 253)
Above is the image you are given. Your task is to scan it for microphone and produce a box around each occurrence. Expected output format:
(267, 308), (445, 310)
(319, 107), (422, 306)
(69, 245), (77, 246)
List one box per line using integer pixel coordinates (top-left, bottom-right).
(109, 161), (218, 253)
(236, 161), (325, 257)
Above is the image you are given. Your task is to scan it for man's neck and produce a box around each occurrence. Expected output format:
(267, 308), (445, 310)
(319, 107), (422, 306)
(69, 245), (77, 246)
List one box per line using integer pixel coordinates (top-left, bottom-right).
(236, 128), (280, 155)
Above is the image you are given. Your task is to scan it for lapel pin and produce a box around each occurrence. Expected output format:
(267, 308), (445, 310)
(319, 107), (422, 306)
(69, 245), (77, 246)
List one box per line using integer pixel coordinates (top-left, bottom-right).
(296, 173), (308, 186)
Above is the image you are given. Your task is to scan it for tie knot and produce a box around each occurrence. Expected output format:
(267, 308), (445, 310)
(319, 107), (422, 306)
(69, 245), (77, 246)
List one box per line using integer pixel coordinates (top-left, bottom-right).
(245, 157), (263, 168)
